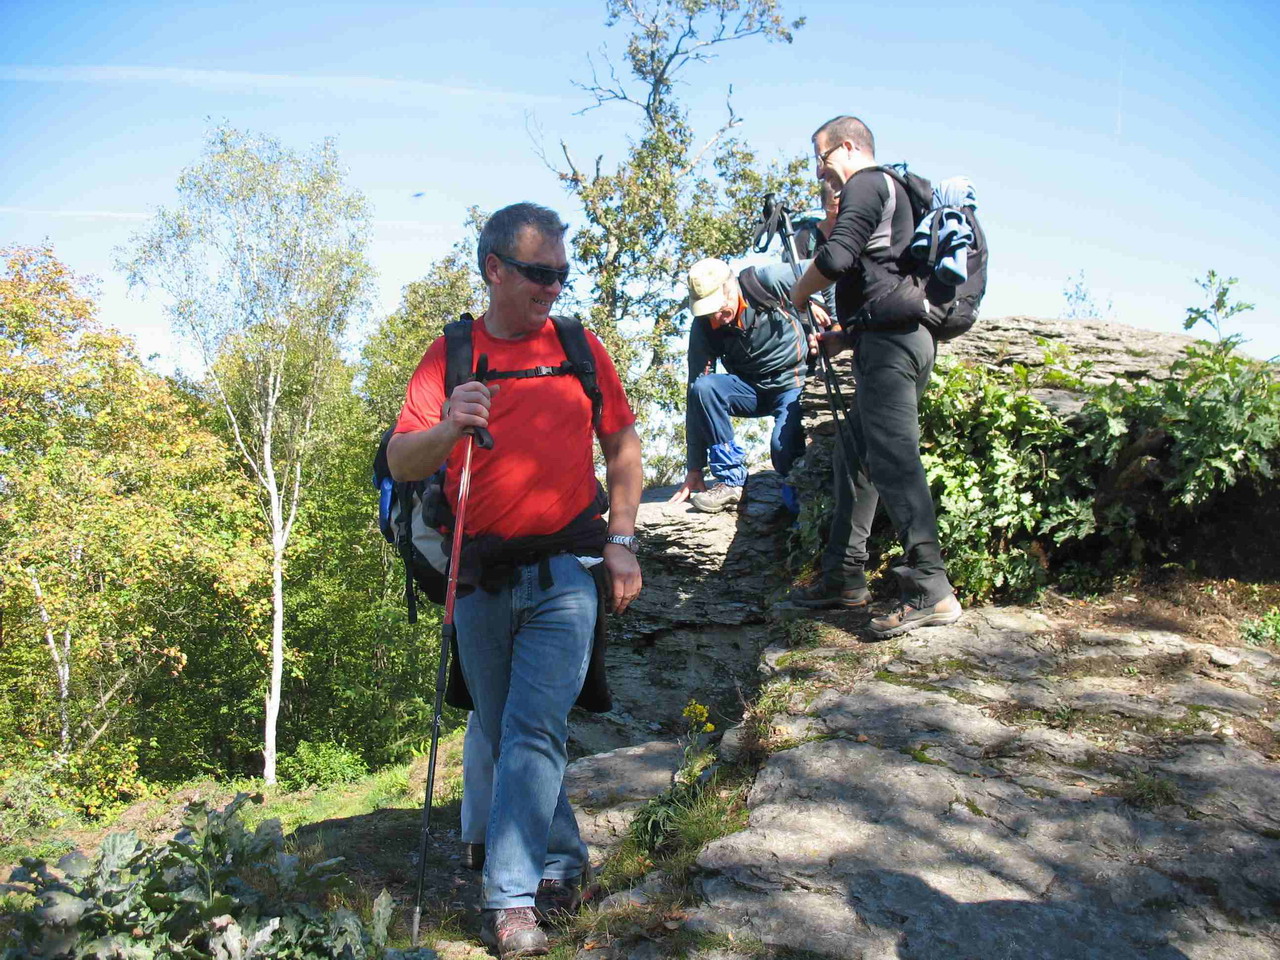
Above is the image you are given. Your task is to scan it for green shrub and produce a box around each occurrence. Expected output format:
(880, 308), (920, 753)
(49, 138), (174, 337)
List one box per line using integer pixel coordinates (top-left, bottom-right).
(918, 359), (1095, 601)
(0, 766), (78, 863)
(277, 741), (369, 791)
(1241, 607), (1280, 647)
(0, 793), (431, 959)
(793, 273), (1278, 601)
(50, 739), (155, 819)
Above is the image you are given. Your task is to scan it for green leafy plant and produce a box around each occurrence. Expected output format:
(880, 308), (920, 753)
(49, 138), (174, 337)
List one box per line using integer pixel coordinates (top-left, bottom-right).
(629, 700), (721, 857)
(1183, 270), (1254, 347)
(0, 793), (429, 959)
(917, 358), (1094, 601)
(1061, 270), (1113, 322)
(276, 741), (369, 791)
(793, 270), (1278, 601)
(1240, 607), (1280, 647)
(0, 766), (78, 863)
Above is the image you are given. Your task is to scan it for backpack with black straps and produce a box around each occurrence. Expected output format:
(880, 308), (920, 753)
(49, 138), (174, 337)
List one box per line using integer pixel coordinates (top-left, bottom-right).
(857, 163), (988, 342)
(372, 312), (603, 624)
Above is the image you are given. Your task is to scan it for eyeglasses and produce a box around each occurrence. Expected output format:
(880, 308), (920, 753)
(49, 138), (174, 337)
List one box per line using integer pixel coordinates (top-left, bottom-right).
(816, 141), (844, 168)
(496, 254), (570, 288)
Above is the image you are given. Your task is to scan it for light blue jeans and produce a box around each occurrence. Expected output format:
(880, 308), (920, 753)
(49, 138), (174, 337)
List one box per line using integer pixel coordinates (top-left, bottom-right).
(460, 714), (491, 845)
(453, 552), (596, 910)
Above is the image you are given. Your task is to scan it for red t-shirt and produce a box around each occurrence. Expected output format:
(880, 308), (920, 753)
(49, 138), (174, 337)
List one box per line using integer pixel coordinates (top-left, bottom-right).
(394, 316), (635, 539)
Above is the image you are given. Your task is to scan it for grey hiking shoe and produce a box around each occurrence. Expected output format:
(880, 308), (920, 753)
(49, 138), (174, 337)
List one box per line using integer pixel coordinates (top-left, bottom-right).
(460, 841), (485, 871)
(479, 907), (548, 958)
(789, 581), (871, 610)
(689, 482), (743, 514)
(868, 594), (963, 638)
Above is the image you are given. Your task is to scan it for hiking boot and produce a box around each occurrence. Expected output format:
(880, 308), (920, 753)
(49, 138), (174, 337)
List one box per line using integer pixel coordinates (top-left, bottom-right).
(868, 594), (963, 639)
(479, 907), (548, 958)
(534, 875), (583, 922)
(789, 581), (871, 610)
(460, 841), (485, 871)
(689, 482), (743, 514)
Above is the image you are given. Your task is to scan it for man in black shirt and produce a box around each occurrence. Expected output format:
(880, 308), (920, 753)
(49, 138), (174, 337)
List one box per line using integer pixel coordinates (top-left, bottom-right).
(788, 115), (962, 637)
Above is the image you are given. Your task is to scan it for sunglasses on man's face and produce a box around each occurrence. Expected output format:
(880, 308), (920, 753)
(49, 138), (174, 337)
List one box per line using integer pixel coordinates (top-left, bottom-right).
(497, 254), (571, 288)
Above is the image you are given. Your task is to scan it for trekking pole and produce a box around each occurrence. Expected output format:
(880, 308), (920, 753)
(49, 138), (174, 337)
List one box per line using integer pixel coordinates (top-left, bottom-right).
(758, 194), (860, 463)
(411, 356), (494, 948)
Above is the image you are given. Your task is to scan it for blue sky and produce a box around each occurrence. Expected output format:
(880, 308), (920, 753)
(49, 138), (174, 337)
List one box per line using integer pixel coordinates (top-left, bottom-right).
(2, 0), (1277, 371)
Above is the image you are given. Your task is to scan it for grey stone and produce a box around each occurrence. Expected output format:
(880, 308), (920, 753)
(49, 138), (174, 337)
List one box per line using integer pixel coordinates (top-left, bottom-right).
(1207, 647), (1244, 668)
(717, 721), (753, 764)
(566, 741), (681, 859)
(599, 871), (668, 910)
(759, 643), (791, 675)
(695, 736), (1280, 959)
(808, 682), (1019, 757)
(1153, 740), (1280, 833)
(565, 740), (681, 808)
(1166, 678), (1265, 715)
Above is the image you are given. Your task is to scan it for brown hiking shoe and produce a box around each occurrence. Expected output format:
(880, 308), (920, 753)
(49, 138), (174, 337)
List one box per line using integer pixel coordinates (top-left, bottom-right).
(534, 875), (583, 922)
(479, 907), (548, 958)
(868, 594), (963, 638)
(689, 482), (743, 514)
(789, 581), (871, 610)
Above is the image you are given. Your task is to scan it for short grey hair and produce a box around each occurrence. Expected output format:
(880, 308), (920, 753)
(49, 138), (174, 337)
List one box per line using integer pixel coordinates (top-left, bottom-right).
(477, 202), (568, 283)
(812, 115), (875, 158)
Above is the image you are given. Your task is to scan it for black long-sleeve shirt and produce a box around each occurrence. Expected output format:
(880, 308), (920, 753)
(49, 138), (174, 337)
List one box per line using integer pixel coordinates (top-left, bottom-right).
(814, 168), (917, 324)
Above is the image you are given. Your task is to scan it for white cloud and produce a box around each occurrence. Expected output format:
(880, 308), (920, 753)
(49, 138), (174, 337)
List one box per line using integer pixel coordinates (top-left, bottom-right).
(0, 206), (148, 221)
(0, 64), (566, 106)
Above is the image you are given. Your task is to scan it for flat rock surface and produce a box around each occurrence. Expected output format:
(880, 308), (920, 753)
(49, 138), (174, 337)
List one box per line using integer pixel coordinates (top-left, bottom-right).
(566, 740), (682, 861)
(570, 477), (790, 756)
(691, 606), (1280, 959)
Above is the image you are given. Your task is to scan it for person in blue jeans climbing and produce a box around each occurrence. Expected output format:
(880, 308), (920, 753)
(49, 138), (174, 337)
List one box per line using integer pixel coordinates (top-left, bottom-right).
(668, 256), (828, 514)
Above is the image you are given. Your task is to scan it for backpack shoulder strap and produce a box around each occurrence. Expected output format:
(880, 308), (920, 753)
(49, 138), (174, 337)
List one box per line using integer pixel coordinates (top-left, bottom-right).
(550, 315), (604, 430)
(877, 164), (933, 223)
(736, 266), (784, 314)
(443, 313), (475, 397)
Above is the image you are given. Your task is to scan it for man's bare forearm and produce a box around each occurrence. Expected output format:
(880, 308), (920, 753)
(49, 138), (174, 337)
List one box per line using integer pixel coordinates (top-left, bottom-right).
(600, 424), (642, 536)
(386, 421), (464, 482)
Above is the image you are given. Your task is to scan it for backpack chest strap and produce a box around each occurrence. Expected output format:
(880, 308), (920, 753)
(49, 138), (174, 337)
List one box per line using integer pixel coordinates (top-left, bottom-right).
(478, 359), (592, 381)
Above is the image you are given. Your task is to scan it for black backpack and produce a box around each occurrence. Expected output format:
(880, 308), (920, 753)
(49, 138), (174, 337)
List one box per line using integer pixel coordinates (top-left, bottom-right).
(373, 312), (603, 624)
(859, 164), (988, 342)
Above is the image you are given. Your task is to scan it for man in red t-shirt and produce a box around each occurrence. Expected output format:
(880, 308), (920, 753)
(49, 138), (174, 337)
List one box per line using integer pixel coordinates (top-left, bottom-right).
(388, 202), (642, 958)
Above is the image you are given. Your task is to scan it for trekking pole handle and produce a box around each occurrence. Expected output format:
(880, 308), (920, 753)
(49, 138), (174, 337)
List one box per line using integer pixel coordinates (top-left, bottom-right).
(470, 354), (494, 450)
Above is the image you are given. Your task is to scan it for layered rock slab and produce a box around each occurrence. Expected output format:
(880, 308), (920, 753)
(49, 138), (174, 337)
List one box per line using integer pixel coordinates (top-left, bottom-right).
(691, 611), (1280, 959)
(570, 476), (790, 755)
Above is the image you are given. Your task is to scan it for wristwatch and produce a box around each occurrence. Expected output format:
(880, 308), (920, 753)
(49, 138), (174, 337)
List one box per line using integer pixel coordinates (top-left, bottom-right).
(604, 534), (639, 554)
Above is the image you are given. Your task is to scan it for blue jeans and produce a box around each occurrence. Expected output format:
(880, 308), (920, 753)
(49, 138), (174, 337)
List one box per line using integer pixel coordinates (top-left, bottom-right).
(453, 552), (596, 909)
(686, 374), (805, 486)
(460, 713), (491, 845)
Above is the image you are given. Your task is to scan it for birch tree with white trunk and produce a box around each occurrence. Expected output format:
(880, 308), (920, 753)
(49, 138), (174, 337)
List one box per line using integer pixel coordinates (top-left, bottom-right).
(120, 126), (372, 783)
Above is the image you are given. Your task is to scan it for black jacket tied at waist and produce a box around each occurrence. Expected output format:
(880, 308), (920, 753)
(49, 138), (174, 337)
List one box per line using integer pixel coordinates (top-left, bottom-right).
(444, 484), (614, 714)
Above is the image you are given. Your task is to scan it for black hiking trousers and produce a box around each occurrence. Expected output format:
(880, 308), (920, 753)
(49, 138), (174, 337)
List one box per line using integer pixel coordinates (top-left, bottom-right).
(821, 324), (953, 608)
